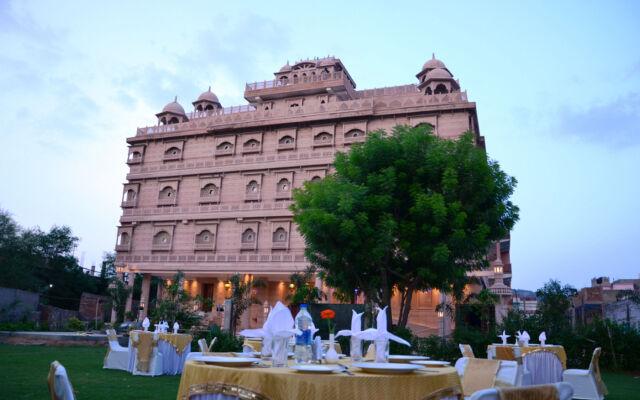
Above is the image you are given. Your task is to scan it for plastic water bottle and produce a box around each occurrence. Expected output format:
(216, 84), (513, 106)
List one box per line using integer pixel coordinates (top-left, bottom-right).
(294, 304), (312, 363)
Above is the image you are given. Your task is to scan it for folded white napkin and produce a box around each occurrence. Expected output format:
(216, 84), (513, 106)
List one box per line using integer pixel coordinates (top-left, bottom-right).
(498, 330), (510, 345)
(142, 317), (150, 331)
(336, 310), (364, 338)
(539, 331), (546, 345)
(173, 322), (179, 334)
(353, 306), (410, 346)
(239, 301), (300, 339)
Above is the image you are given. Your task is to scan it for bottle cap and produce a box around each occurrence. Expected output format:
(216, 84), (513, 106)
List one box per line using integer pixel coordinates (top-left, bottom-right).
(300, 304), (307, 308)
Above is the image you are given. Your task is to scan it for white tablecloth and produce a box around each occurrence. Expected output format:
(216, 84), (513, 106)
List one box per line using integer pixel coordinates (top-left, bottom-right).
(159, 338), (191, 375)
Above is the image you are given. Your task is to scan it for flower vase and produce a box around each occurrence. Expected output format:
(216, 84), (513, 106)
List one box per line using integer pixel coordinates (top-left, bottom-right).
(324, 334), (339, 364)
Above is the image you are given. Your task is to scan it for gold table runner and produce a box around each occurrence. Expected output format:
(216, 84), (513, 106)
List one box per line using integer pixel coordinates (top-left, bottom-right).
(177, 356), (461, 400)
(461, 358), (500, 396)
(487, 345), (567, 370)
(159, 333), (193, 355)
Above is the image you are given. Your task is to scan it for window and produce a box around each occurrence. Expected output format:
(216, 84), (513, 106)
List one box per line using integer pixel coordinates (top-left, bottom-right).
(164, 146), (181, 160)
(153, 231), (171, 245)
(277, 179), (290, 192)
(168, 117), (179, 124)
(434, 84), (448, 94)
(196, 230), (213, 243)
(159, 186), (175, 199)
(242, 229), (255, 242)
(345, 129), (364, 142)
(313, 132), (333, 147)
(200, 184), (218, 197)
(273, 228), (287, 242)
(119, 232), (130, 245)
(246, 181), (259, 194)
(311, 176), (321, 182)
(425, 87), (433, 95)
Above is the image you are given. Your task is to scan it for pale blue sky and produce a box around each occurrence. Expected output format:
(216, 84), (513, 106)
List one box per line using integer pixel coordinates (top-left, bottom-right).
(0, 1), (638, 291)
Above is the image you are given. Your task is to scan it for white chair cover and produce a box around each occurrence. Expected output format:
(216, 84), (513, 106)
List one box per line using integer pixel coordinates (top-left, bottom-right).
(469, 382), (573, 400)
(104, 329), (130, 371)
(128, 331), (164, 376)
(562, 347), (607, 400)
(523, 351), (563, 385)
(454, 357), (525, 387)
(49, 361), (76, 400)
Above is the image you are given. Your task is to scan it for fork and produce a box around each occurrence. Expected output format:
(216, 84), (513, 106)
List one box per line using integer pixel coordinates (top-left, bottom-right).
(337, 363), (354, 375)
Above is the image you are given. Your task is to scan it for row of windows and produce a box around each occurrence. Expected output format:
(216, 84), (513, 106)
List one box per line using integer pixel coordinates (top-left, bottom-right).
(127, 130), (365, 164)
(122, 176), (322, 207)
(116, 227), (289, 250)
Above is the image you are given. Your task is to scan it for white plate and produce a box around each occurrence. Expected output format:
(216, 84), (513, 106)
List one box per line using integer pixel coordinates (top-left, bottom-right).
(233, 352), (261, 358)
(322, 353), (347, 358)
(193, 356), (257, 367)
(411, 360), (450, 367)
(388, 355), (430, 363)
(352, 362), (424, 374)
(290, 365), (342, 374)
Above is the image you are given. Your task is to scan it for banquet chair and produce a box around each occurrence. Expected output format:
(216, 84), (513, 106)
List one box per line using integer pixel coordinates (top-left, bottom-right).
(103, 329), (130, 370)
(468, 382), (573, 400)
(131, 331), (164, 376)
(48, 361), (76, 400)
(186, 337), (217, 361)
(420, 385), (463, 400)
(459, 344), (475, 358)
(455, 357), (527, 387)
(522, 350), (563, 385)
(562, 347), (608, 400)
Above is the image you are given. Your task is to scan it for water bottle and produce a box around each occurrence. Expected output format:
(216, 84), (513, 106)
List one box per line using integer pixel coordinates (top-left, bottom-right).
(294, 304), (312, 363)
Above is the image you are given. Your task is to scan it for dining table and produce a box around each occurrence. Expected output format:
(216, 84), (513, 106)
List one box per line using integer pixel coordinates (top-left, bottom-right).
(176, 353), (462, 400)
(127, 331), (192, 375)
(486, 344), (567, 369)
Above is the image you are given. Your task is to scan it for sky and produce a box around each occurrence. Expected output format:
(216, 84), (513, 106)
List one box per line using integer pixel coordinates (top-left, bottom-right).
(0, 1), (638, 291)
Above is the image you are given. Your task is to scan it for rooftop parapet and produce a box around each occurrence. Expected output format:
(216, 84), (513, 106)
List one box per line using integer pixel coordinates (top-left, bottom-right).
(244, 71), (355, 102)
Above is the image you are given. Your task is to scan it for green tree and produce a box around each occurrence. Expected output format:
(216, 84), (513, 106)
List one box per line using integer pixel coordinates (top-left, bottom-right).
(468, 289), (499, 333)
(227, 274), (265, 336)
(108, 278), (132, 325)
(535, 279), (576, 336)
(291, 125), (518, 328)
(151, 271), (201, 330)
(286, 269), (325, 306)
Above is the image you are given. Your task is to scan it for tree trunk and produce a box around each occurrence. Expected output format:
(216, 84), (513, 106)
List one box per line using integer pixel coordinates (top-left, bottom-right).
(398, 281), (416, 328)
(380, 272), (393, 331)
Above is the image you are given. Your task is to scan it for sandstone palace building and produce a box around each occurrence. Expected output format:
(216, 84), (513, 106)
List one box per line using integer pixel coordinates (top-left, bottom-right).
(115, 55), (513, 335)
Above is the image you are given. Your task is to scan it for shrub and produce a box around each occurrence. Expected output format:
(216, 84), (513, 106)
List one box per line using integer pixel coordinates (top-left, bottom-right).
(0, 320), (37, 331)
(191, 326), (243, 352)
(412, 334), (459, 362)
(87, 320), (105, 331)
(65, 317), (86, 332)
(453, 325), (494, 358)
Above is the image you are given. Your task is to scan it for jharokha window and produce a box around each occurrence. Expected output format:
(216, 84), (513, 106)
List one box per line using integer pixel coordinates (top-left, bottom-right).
(242, 229), (255, 243)
(273, 228), (287, 242)
(200, 184), (219, 197)
(159, 186), (175, 199)
(119, 232), (130, 245)
(152, 231), (172, 250)
(196, 230), (213, 243)
(246, 181), (259, 194)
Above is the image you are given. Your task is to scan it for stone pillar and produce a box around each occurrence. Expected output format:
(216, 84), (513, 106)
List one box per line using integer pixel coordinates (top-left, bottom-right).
(139, 273), (152, 320)
(124, 273), (135, 320)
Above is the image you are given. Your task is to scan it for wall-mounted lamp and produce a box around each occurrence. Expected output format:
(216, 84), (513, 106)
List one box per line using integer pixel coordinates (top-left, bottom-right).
(493, 265), (503, 274)
(289, 283), (295, 289)
(437, 310), (444, 318)
(224, 282), (231, 289)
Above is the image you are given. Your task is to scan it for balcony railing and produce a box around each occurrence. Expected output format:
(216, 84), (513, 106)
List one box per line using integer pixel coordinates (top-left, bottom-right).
(240, 242), (256, 250)
(199, 195), (220, 204)
(194, 243), (214, 251)
(157, 198), (177, 206)
(152, 243), (171, 251)
(271, 242), (288, 250)
(245, 193), (260, 202)
(275, 191), (291, 200)
(121, 200), (137, 208)
(246, 71), (345, 91)
(127, 157), (142, 164)
(115, 244), (130, 252)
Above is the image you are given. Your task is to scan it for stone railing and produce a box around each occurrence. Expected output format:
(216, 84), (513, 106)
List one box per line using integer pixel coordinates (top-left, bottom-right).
(135, 90), (468, 137)
(245, 71), (345, 91)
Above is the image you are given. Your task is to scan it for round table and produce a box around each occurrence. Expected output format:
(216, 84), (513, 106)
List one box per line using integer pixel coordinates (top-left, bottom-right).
(177, 356), (461, 400)
(486, 344), (567, 369)
(126, 332), (192, 375)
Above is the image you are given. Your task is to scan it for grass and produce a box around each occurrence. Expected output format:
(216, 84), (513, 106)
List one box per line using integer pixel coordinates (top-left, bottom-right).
(0, 344), (638, 399)
(0, 344), (180, 399)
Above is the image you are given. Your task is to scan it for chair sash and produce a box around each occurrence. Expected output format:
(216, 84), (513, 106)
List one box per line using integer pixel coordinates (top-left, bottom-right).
(132, 332), (158, 372)
(461, 344), (475, 358)
(498, 384), (559, 400)
(47, 361), (76, 400)
(461, 358), (500, 396)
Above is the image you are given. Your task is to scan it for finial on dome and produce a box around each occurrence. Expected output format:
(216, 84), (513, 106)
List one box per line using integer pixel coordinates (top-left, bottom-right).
(432, 53), (435, 60)
(208, 86), (211, 92)
(174, 96), (177, 103)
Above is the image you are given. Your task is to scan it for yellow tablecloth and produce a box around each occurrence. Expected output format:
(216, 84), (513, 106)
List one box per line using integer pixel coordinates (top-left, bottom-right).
(159, 333), (193, 355)
(487, 345), (567, 370)
(177, 356), (461, 400)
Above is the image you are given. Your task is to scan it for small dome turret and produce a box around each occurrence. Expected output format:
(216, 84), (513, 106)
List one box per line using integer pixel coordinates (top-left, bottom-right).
(156, 96), (189, 125)
(425, 68), (452, 80)
(422, 53), (446, 71)
(197, 87), (220, 103)
(279, 61), (292, 72)
(192, 86), (222, 112)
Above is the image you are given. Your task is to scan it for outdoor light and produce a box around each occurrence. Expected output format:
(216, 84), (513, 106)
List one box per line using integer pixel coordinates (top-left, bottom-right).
(224, 282), (231, 289)
(139, 302), (145, 310)
(437, 311), (444, 318)
(48, 284), (53, 288)
(116, 265), (125, 274)
(289, 283), (295, 289)
(354, 289), (359, 294)
(493, 265), (503, 274)
(263, 301), (270, 315)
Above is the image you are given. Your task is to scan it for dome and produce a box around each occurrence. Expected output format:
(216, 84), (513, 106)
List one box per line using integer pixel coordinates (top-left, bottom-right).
(425, 68), (452, 80)
(279, 61), (292, 72)
(197, 87), (220, 104)
(161, 97), (186, 115)
(422, 53), (446, 71)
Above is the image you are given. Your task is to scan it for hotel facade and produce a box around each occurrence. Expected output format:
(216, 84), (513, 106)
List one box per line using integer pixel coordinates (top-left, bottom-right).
(114, 55), (512, 335)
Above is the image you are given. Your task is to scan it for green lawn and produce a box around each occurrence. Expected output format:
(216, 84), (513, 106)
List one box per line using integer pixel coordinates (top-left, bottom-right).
(0, 344), (638, 399)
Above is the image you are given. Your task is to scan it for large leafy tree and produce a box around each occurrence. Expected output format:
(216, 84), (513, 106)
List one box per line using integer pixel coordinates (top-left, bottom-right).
(291, 125), (519, 328)
(227, 274), (265, 336)
(535, 279), (576, 335)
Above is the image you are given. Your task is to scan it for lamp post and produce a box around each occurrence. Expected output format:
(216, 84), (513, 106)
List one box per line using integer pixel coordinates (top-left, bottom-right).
(437, 310), (445, 338)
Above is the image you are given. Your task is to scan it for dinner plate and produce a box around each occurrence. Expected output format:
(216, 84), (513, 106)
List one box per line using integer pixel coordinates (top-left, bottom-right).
(388, 355), (430, 363)
(290, 365), (342, 374)
(193, 356), (257, 367)
(233, 352), (261, 358)
(410, 360), (450, 367)
(352, 362), (424, 374)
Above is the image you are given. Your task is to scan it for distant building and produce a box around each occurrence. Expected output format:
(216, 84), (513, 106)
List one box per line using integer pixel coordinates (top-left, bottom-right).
(511, 289), (538, 315)
(114, 55), (511, 334)
(572, 276), (640, 325)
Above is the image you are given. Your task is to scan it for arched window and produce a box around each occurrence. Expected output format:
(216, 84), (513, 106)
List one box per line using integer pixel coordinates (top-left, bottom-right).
(273, 228), (287, 242)
(246, 180), (259, 194)
(314, 132), (332, 144)
(160, 117), (167, 125)
(415, 122), (435, 131)
(158, 186), (175, 199)
(168, 117), (179, 124)
(165, 147), (180, 156)
(311, 176), (322, 182)
(124, 189), (136, 201)
(196, 105), (203, 111)
(290, 103), (299, 108)
(425, 87), (433, 95)
(217, 142), (233, 151)
(129, 151), (142, 160)
(119, 232), (130, 245)
(196, 230), (213, 244)
(244, 139), (260, 149)
(242, 228), (256, 243)
(153, 231), (171, 245)
(277, 178), (290, 192)
(279, 136), (294, 145)
(200, 184), (218, 197)
(205, 104), (214, 111)
(345, 129), (364, 139)
(434, 84), (448, 94)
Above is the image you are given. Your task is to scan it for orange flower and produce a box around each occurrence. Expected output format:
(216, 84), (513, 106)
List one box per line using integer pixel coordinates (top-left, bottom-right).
(321, 309), (335, 319)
